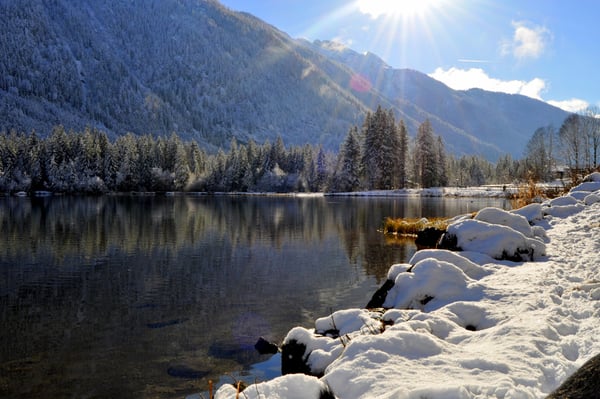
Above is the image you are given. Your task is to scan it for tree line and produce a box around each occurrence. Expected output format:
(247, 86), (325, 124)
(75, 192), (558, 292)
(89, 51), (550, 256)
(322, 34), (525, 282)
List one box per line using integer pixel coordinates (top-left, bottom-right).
(1, 105), (567, 195)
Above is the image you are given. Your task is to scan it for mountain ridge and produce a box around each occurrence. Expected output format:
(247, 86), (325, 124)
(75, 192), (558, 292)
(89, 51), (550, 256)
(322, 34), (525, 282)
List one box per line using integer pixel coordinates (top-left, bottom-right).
(0, 0), (569, 159)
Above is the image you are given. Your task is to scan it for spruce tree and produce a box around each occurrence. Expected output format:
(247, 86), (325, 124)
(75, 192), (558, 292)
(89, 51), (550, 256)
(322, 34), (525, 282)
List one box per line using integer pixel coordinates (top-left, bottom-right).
(415, 119), (437, 188)
(397, 119), (409, 188)
(337, 126), (362, 192)
(436, 135), (448, 187)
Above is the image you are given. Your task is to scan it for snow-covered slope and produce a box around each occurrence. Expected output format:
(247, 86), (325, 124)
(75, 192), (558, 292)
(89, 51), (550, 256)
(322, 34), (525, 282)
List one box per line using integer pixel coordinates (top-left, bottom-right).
(0, 0), (568, 158)
(216, 174), (600, 398)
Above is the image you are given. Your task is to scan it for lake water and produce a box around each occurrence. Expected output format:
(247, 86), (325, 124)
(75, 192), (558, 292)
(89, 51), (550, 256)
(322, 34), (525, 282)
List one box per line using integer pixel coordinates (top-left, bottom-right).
(0, 194), (508, 398)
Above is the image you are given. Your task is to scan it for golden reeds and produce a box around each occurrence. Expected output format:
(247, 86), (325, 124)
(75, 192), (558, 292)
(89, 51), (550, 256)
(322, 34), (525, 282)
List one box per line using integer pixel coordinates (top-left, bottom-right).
(382, 217), (449, 236)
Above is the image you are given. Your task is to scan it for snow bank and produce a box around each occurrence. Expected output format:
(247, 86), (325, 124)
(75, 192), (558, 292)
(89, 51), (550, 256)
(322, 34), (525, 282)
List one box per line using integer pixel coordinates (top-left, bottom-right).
(215, 194), (600, 399)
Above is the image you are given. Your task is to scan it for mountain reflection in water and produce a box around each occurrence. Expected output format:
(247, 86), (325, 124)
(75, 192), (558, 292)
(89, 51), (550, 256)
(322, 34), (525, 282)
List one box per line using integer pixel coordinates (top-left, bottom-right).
(0, 195), (508, 398)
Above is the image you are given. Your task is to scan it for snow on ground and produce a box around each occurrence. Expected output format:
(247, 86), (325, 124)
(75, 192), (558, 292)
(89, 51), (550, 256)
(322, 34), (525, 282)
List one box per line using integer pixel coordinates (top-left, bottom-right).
(326, 186), (514, 198)
(215, 176), (600, 399)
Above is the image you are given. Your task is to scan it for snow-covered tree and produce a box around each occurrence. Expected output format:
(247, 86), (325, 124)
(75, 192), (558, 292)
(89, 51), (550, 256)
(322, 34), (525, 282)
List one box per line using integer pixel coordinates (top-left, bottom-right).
(414, 119), (437, 188)
(334, 125), (362, 192)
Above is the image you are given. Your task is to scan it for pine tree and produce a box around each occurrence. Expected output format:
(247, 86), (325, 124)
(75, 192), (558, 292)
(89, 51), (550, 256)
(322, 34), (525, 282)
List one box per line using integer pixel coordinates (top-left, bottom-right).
(415, 119), (437, 188)
(380, 109), (398, 189)
(396, 119), (409, 188)
(336, 125), (362, 192)
(436, 135), (448, 187)
(361, 110), (378, 189)
(315, 145), (328, 191)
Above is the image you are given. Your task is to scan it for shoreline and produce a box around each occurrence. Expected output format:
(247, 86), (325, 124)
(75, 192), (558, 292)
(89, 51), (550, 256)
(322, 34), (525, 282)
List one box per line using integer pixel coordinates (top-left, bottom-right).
(214, 175), (600, 399)
(4, 185), (521, 199)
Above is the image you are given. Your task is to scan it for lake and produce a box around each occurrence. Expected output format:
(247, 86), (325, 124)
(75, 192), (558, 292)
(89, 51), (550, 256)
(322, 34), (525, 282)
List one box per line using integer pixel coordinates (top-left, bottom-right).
(0, 194), (509, 398)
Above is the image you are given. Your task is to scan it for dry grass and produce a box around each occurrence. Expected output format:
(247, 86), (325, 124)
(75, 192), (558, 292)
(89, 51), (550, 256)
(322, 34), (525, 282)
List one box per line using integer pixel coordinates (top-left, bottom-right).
(509, 179), (565, 209)
(383, 217), (450, 236)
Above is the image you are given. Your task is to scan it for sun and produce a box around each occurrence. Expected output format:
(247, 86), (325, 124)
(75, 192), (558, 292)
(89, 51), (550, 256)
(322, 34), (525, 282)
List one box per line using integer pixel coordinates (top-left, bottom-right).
(356, 0), (436, 19)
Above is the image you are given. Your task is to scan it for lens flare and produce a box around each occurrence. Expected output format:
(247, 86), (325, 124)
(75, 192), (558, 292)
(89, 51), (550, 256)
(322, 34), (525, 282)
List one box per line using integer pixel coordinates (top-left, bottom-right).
(350, 74), (372, 93)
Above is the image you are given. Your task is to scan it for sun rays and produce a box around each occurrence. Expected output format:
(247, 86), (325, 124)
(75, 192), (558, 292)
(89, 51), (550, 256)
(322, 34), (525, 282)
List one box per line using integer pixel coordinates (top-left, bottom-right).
(356, 0), (436, 19)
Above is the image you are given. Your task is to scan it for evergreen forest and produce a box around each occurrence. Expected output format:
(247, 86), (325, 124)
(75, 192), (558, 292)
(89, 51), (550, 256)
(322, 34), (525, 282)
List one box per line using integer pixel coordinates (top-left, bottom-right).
(1, 106), (595, 195)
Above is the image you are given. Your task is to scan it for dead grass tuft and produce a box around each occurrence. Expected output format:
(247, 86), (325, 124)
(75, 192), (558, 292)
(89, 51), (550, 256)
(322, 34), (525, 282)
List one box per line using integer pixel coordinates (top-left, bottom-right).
(383, 217), (449, 236)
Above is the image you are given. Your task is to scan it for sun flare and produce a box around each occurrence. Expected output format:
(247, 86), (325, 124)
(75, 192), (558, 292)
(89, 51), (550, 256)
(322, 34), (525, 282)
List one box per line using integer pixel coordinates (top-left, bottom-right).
(356, 0), (436, 19)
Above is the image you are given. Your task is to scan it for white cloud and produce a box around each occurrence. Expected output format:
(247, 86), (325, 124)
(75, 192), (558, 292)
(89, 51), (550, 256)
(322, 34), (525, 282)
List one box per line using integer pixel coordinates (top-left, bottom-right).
(429, 67), (546, 100)
(547, 98), (589, 113)
(502, 21), (551, 60)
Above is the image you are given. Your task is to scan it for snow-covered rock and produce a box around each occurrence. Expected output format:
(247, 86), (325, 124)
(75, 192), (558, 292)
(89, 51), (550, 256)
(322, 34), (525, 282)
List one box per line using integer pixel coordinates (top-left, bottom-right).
(408, 249), (490, 279)
(568, 191), (590, 201)
(583, 171), (600, 182)
(569, 181), (600, 193)
(383, 258), (482, 311)
(215, 373), (334, 399)
(583, 193), (600, 205)
(218, 195), (600, 399)
(443, 218), (546, 261)
(474, 206), (534, 237)
(548, 195), (580, 206)
(510, 202), (543, 224)
(543, 203), (585, 218)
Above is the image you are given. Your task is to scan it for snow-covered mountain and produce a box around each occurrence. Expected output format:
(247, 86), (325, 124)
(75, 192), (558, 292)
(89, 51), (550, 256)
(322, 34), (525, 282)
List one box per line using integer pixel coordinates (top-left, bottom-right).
(0, 0), (569, 159)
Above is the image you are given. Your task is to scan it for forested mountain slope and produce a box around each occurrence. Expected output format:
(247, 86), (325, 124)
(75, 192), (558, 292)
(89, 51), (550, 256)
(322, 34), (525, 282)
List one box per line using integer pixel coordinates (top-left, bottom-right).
(311, 40), (570, 159)
(0, 0), (569, 159)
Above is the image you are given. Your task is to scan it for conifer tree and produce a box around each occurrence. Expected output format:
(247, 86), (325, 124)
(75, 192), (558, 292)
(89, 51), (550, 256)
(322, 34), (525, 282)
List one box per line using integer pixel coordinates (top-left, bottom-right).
(436, 135), (448, 187)
(396, 119), (409, 188)
(335, 125), (362, 192)
(415, 119), (437, 188)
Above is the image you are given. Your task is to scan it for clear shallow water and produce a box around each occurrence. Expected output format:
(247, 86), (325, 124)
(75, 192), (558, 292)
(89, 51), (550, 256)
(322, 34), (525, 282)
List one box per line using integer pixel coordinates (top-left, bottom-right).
(0, 195), (508, 398)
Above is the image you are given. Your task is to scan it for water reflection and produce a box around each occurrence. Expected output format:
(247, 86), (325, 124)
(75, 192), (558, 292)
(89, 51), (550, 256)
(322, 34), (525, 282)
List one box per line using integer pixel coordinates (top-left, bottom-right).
(0, 195), (507, 398)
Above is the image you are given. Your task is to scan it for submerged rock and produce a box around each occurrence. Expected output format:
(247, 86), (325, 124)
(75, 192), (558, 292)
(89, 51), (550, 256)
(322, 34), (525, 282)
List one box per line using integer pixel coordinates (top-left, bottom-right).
(167, 365), (209, 379)
(366, 279), (395, 309)
(281, 339), (312, 375)
(415, 227), (445, 249)
(255, 337), (279, 355)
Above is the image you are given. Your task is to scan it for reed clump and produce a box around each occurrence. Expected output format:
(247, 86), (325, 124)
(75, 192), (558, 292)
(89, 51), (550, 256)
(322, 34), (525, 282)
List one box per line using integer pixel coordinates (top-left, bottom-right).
(383, 217), (449, 236)
(509, 179), (564, 209)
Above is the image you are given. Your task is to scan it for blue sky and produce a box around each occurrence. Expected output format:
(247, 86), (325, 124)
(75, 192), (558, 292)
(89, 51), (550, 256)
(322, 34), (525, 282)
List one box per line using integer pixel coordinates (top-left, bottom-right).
(219, 0), (600, 113)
